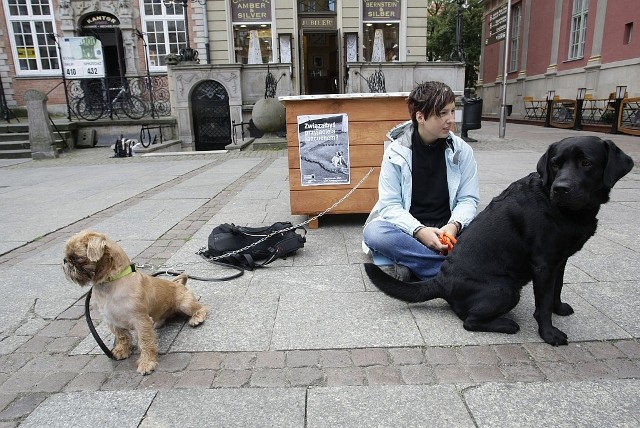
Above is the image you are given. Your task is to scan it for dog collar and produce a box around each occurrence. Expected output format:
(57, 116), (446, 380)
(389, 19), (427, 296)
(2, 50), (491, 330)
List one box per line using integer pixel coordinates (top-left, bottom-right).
(107, 263), (136, 282)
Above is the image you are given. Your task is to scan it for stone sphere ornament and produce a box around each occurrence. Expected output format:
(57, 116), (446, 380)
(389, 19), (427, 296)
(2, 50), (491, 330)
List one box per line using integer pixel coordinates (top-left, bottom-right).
(251, 97), (286, 134)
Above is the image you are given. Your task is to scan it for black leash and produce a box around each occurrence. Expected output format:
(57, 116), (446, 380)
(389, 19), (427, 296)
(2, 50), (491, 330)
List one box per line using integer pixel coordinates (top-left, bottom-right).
(84, 260), (244, 359)
(84, 288), (116, 360)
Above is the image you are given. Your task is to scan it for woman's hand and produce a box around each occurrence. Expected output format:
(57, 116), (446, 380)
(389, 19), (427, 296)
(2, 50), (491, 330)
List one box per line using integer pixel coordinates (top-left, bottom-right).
(441, 222), (459, 238)
(415, 227), (448, 253)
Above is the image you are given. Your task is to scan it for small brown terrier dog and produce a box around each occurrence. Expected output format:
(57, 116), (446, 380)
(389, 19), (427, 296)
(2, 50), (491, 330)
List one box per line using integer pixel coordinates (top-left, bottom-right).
(63, 230), (207, 374)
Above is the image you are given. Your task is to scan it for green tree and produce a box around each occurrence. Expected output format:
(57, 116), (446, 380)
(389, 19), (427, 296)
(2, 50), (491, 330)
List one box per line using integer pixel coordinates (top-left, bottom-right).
(427, 0), (483, 89)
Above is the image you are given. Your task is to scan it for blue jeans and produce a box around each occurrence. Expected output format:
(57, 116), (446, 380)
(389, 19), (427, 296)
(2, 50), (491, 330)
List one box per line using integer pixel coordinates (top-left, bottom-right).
(363, 220), (445, 280)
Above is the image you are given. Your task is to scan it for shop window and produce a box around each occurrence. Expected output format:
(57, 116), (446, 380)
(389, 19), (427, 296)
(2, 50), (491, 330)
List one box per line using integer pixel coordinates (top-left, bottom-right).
(140, 0), (186, 68)
(363, 23), (399, 62)
(5, 0), (58, 75)
(233, 25), (273, 64)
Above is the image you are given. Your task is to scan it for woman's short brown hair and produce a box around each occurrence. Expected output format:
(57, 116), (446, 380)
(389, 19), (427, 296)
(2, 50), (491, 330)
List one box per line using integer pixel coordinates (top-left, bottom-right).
(407, 81), (456, 126)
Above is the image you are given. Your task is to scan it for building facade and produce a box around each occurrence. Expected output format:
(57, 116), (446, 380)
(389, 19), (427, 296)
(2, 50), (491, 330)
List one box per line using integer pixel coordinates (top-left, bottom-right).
(0, 0), (465, 149)
(0, 0), (467, 105)
(478, 0), (639, 119)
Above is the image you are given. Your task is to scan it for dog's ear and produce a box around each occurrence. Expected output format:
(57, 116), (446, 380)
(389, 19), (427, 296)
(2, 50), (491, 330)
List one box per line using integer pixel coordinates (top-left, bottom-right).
(86, 234), (106, 262)
(536, 143), (555, 188)
(602, 139), (634, 188)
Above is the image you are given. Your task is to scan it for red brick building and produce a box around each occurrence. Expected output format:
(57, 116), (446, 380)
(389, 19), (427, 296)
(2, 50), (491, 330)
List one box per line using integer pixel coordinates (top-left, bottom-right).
(479, 0), (639, 119)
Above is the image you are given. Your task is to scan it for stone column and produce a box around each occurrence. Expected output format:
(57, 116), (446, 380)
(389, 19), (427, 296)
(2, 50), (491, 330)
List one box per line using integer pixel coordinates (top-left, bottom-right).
(24, 89), (58, 159)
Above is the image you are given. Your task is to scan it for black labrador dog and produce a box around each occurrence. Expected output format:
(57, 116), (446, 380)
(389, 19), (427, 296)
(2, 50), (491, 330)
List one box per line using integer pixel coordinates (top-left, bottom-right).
(365, 136), (634, 346)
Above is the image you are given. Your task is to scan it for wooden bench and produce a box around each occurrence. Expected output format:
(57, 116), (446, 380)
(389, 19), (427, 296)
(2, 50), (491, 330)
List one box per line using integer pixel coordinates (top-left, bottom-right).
(280, 93), (410, 228)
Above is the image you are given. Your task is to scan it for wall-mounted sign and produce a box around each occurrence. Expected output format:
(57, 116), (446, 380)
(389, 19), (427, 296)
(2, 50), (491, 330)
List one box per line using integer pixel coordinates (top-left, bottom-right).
(300, 16), (336, 30)
(80, 12), (120, 29)
(60, 37), (105, 79)
(231, 0), (272, 23)
(363, 0), (400, 21)
(485, 4), (508, 45)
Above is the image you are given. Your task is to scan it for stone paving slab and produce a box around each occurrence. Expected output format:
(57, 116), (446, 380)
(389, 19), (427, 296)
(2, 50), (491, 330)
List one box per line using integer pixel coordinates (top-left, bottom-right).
(140, 388), (306, 427)
(19, 390), (156, 428)
(308, 384), (474, 427)
(464, 379), (640, 427)
(271, 292), (424, 350)
(170, 294), (280, 352)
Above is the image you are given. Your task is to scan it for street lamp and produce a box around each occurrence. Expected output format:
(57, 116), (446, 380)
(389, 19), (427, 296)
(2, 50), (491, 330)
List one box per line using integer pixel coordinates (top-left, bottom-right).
(573, 87), (586, 131)
(451, 0), (466, 62)
(544, 89), (555, 127)
(163, 0), (205, 63)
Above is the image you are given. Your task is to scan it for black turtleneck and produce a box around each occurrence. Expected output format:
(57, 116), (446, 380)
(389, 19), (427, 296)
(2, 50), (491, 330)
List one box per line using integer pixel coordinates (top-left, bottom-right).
(409, 129), (451, 227)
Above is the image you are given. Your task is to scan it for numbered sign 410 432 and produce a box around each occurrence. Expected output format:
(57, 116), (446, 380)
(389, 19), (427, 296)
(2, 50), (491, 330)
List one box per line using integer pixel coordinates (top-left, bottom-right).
(60, 37), (105, 79)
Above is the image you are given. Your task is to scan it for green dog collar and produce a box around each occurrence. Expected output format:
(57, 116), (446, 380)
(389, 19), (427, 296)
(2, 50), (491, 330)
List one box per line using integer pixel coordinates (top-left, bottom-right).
(107, 263), (136, 282)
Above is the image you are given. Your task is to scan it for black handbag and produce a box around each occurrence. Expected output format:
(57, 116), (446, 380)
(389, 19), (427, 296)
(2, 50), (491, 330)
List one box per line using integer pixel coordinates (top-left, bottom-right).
(203, 222), (306, 270)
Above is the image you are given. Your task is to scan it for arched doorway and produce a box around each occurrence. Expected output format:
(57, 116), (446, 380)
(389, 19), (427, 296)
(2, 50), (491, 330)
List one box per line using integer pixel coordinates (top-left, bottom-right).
(78, 12), (125, 79)
(191, 81), (231, 151)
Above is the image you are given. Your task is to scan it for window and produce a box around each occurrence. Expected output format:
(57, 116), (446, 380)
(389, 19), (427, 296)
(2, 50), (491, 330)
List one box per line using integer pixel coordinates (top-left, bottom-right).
(624, 22), (633, 45)
(140, 0), (186, 69)
(568, 0), (588, 60)
(298, 0), (335, 13)
(363, 23), (399, 62)
(5, 0), (58, 75)
(509, 4), (521, 72)
(233, 25), (273, 64)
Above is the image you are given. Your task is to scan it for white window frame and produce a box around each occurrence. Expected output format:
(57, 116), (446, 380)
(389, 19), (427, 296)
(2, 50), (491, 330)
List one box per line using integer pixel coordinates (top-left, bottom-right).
(4, 0), (59, 76)
(568, 0), (588, 60)
(509, 3), (521, 72)
(139, 0), (187, 71)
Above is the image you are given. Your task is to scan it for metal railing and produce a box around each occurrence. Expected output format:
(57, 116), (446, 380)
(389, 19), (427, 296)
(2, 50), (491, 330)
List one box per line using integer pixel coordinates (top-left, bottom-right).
(65, 75), (171, 121)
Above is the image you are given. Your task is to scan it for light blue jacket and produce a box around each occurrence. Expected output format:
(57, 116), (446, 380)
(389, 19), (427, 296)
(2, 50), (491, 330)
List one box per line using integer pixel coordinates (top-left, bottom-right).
(363, 120), (480, 251)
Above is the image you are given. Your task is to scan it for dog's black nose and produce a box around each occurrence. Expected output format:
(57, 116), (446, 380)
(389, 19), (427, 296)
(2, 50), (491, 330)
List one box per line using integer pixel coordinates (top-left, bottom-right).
(552, 184), (571, 195)
(63, 257), (68, 264)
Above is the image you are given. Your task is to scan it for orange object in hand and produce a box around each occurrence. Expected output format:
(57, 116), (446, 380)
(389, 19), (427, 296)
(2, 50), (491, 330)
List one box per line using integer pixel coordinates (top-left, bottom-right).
(439, 232), (457, 255)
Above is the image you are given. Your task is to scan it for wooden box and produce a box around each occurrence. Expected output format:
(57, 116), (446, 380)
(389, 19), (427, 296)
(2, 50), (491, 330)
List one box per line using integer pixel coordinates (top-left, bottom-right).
(280, 93), (409, 228)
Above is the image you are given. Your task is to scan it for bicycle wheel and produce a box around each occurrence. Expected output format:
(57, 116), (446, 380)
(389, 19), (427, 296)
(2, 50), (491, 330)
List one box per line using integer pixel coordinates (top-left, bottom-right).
(121, 95), (146, 120)
(75, 97), (104, 121)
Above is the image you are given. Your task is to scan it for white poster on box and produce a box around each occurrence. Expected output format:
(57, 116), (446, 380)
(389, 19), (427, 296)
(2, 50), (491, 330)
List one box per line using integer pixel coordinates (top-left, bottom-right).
(297, 113), (350, 186)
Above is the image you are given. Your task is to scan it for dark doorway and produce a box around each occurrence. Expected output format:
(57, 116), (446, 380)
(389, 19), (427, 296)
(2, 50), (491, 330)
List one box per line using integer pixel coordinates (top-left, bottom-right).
(303, 32), (339, 95)
(79, 28), (125, 80)
(192, 80), (231, 151)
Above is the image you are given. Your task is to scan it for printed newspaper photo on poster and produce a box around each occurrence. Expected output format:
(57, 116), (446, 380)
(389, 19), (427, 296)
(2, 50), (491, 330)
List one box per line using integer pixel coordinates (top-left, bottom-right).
(297, 113), (350, 186)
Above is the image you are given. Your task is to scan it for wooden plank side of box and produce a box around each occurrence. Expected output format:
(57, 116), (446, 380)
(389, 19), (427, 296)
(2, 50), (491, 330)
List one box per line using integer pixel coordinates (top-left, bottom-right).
(288, 144), (383, 170)
(284, 98), (408, 123)
(286, 120), (401, 148)
(290, 188), (378, 215)
(289, 166), (379, 191)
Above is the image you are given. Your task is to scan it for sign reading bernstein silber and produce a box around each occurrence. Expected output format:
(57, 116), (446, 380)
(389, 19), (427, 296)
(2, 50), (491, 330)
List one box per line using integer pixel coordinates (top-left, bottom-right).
(363, 0), (400, 21)
(485, 3), (508, 45)
(231, 0), (271, 22)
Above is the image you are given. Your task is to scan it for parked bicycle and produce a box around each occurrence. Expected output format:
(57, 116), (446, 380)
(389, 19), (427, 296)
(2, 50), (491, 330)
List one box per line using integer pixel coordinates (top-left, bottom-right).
(75, 80), (147, 121)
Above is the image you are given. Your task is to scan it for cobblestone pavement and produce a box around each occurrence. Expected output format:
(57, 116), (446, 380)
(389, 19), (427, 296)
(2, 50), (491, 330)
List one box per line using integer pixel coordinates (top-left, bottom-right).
(0, 122), (638, 426)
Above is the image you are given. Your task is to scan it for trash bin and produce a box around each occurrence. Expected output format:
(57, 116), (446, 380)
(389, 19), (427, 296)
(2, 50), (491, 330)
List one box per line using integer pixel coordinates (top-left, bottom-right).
(461, 92), (483, 143)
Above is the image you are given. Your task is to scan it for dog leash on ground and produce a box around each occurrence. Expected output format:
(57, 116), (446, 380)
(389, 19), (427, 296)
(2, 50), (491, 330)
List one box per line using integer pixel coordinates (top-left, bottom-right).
(84, 167), (375, 358)
(134, 167), (375, 279)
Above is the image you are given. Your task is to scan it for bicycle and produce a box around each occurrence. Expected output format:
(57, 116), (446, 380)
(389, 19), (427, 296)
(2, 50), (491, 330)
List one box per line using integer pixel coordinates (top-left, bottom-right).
(76, 81), (147, 121)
